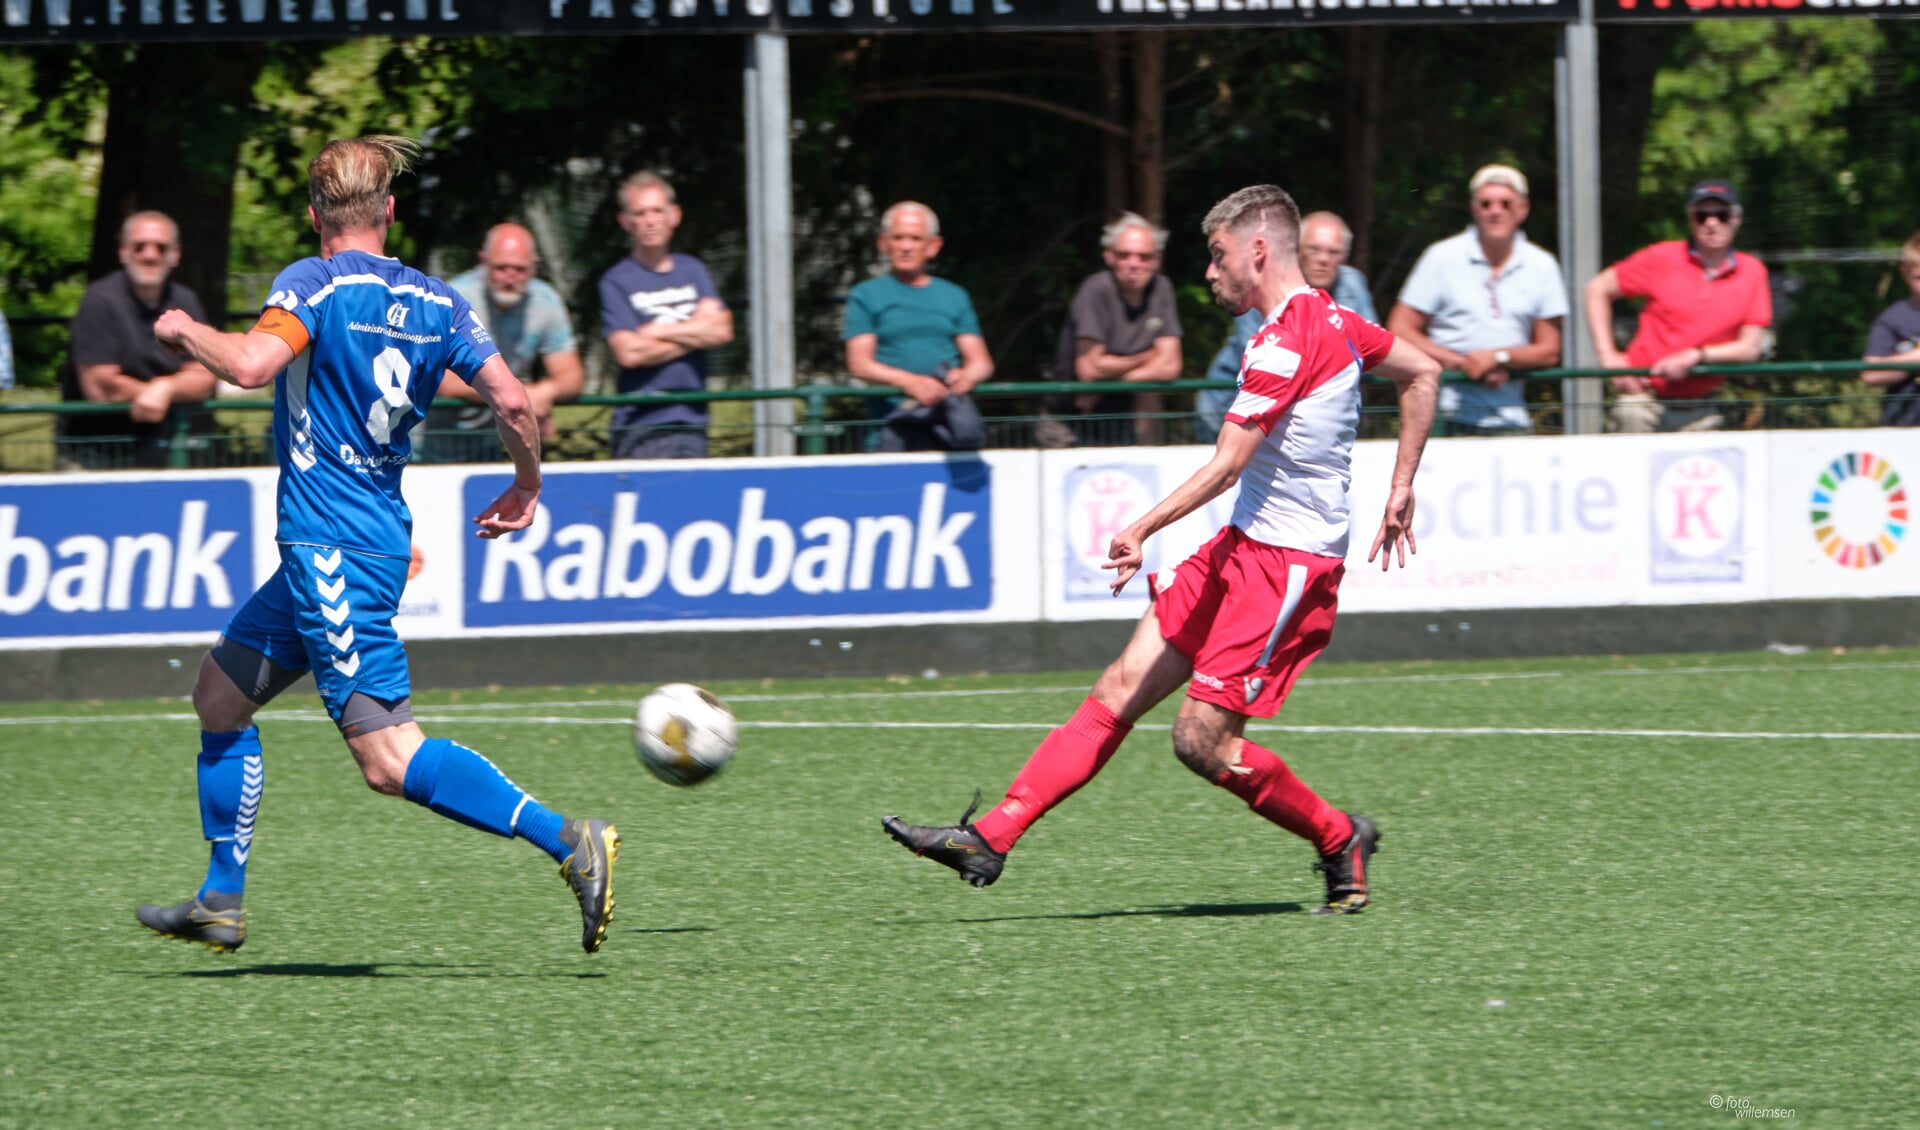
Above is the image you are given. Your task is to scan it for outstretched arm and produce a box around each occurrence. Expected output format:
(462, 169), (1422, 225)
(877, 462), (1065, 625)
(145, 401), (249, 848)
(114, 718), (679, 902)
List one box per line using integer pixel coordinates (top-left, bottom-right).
(1366, 335), (1440, 571)
(153, 309), (293, 390)
(469, 355), (542, 539)
(1103, 421), (1264, 595)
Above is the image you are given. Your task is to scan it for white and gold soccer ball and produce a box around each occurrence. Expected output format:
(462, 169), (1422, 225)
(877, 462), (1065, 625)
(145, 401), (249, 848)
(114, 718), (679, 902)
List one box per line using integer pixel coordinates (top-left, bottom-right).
(633, 683), (737, 787)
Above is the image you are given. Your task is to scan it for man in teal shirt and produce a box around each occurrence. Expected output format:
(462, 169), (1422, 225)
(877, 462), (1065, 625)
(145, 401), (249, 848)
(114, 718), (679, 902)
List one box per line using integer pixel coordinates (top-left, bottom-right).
(842, 201), (994, 451)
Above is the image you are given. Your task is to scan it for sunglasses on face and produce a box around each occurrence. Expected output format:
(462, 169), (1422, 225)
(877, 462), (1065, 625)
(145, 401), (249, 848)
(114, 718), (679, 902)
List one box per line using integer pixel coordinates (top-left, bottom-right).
(1111, 250), (1160, 262)
(128, 240), (175, 254)
(1473, 198), (1518, 212)
(1691, 207), (1733, 224)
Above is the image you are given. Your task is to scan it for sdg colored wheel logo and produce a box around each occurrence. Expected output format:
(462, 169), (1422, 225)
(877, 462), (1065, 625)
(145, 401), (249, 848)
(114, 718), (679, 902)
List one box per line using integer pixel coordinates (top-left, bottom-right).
(1809, 452), (1907, 569)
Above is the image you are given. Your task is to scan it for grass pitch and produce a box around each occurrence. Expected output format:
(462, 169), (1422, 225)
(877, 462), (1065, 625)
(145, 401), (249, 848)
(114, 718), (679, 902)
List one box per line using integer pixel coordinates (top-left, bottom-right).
(3, 648), (1918, 1128)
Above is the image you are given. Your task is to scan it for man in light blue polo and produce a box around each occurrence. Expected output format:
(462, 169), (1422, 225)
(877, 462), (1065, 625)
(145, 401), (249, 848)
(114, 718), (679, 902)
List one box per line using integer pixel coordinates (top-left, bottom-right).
(1387, 164), (1566, 435)
(424, 222), (584, 462)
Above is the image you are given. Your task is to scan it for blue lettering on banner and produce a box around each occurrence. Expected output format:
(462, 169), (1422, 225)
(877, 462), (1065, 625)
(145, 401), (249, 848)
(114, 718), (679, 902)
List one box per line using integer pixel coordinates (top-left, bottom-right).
(464, 462), (992, 625)
(0, 480), (252, 636)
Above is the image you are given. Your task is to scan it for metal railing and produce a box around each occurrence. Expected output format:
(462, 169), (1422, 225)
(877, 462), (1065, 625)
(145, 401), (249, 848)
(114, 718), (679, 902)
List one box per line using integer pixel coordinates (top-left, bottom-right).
(1, 361), (1916, 471)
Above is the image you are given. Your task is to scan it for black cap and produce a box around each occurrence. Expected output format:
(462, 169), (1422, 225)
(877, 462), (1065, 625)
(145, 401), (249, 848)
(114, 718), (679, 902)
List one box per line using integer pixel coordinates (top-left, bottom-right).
(1686, 179), (1740, 209)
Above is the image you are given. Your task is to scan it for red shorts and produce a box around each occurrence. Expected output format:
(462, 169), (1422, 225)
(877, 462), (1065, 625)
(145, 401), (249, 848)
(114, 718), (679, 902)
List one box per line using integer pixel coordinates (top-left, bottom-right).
(1148, 526), (1343, 718)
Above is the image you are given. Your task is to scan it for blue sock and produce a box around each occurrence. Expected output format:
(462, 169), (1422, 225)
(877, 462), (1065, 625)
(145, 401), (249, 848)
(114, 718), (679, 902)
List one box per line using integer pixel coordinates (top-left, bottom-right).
(402, 737), (569, 863)
(197, 728), (263, 900)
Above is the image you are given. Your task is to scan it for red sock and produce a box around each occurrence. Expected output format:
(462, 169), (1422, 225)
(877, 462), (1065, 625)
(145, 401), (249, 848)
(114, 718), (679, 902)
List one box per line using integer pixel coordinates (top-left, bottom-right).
(972, 697), (1132, 854)
(1212, 740), (1353, 856)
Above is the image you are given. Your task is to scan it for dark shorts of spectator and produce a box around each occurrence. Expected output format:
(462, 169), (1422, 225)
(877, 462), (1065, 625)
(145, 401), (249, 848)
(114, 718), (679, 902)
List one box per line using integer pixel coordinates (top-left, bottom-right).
(613, 426), (708, 461)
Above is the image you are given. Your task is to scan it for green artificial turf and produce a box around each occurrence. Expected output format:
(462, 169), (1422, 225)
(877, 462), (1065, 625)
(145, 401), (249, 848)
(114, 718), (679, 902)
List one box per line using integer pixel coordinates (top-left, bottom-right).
(3, 649), (1916, 1128)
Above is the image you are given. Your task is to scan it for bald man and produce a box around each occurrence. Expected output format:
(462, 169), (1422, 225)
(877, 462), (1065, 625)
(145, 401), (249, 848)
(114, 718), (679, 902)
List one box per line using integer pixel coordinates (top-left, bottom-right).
(424, 223), (584, 462)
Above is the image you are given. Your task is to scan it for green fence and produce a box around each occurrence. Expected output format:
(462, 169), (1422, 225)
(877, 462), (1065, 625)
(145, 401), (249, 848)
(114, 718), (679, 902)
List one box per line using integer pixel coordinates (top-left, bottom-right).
(1, 362), (1915, 471)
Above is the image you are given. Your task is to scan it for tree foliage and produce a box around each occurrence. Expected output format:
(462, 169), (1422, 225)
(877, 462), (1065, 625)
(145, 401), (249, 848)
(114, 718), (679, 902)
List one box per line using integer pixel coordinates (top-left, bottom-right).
(3, 19), (1920, 391)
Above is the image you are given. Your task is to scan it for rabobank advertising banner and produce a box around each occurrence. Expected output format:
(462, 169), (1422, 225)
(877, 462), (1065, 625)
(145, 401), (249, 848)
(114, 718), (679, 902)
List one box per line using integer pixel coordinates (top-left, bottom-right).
(4, 433), (1916, 649)
(460, 458), (1002, 628)
(0, 473), (270, 644)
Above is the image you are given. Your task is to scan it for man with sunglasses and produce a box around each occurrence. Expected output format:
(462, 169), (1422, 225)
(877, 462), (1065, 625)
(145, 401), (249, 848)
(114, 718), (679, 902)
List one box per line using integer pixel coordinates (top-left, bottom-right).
(420, 223), (584, 462)
(1585, 180), (1771, 433)
(1043, 211), (1185, 446)
(62, 211), (218, 467)
(1388, 164), (1566, 436)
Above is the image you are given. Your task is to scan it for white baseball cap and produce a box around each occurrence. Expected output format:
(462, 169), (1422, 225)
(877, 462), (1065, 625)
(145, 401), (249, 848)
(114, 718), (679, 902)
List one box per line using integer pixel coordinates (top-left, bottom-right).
(1468, 164), (1530, 198)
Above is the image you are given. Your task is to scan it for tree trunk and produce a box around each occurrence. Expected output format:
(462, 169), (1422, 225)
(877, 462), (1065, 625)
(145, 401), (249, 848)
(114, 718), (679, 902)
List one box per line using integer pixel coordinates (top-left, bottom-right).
(1094, 31), (1128, 222)
(1129, 30), (1166, 224)
(89, 43), (268, 321)
(1342, 26), (1386, 274)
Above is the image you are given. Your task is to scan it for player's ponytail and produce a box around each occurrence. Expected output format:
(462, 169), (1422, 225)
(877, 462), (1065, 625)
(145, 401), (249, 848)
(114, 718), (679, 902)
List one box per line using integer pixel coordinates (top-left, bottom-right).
(309, 135), (421, 232)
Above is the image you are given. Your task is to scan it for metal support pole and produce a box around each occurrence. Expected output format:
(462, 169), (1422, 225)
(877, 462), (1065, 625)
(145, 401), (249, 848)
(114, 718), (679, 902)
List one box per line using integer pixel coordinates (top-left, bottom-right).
(1555, 0), (1604, 435)
(745, 32), (797, 457)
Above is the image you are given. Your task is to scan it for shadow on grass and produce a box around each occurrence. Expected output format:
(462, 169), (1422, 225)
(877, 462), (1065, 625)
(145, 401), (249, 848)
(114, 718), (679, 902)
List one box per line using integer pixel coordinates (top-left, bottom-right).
(955, 901), (1308, 924)
(153, 963), (606, 979)
(628, 926), (717, 935)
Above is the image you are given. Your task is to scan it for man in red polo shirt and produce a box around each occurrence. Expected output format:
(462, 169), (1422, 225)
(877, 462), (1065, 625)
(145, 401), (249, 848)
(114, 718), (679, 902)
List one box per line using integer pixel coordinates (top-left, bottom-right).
(1584, 180), (1772, 433)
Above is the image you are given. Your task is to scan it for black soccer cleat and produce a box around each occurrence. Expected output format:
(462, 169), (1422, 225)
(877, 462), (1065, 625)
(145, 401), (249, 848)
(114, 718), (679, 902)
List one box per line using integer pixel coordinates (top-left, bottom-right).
(1311, 813), (1380, 915)
(135, 895), (247, 953)
(882, 791), (1007, 888)
(558, 818), (621, 953)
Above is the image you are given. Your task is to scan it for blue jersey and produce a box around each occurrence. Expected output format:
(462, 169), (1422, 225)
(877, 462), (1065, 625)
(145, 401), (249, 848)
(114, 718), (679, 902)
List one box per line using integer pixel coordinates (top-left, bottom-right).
(260, 250), (499, 558)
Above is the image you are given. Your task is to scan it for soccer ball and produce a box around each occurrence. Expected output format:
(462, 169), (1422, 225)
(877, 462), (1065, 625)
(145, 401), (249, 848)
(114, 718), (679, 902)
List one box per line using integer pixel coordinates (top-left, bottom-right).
(633, 683), (737, 787)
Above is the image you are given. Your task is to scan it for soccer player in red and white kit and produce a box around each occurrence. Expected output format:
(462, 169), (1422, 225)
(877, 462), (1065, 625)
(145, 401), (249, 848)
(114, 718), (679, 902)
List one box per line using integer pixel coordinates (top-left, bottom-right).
(883, 185), (1439, 913)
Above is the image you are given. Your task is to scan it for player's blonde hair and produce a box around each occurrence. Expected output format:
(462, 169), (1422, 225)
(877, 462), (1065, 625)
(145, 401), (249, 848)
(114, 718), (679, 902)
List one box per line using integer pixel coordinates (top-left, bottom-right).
(308, 135), (419, 232)
(1201, 185), (1302, 258)
(1901, 231), (1920, 275)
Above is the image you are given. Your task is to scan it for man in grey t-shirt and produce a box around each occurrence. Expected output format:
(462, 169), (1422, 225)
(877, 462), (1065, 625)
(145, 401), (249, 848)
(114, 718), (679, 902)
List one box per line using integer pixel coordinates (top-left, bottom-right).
(1046, 212), (1184, 447)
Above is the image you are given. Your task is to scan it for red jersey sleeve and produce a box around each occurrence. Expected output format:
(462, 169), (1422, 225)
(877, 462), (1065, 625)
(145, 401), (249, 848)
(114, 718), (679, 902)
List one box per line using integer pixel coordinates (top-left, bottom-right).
(1224, 323), (1315, 435)
(1342, 308), (1395, 368)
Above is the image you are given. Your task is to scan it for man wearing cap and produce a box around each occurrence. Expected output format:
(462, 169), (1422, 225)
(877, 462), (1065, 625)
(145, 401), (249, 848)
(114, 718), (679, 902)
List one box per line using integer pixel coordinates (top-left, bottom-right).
(1387, 164), (1566, 435)
(1584, 179), (1771, 433)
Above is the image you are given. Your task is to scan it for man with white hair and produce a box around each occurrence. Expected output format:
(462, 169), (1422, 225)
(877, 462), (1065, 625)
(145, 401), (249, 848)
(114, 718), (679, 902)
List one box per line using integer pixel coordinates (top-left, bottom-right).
(423, 222), (584, 462)
(1388, 164), (1567, 435)
(1197, 210), (1375, 444)
(1043, 211), (1184, 446)
(843, 201), (994, 452)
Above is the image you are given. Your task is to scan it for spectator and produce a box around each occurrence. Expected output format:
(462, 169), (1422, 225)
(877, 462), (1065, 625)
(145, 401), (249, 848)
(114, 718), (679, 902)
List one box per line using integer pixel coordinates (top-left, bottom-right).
(842, 201), (994, 452)
(598, 171), (733, 460)
(1387, 165), (1566, 436)
(0, 309), (12, 391)
(423, 223), (584, 462)
(1585, 179), (1771, 434)
(62, 211), (218, 467)
(1861, 231), (1920, 426)
(1044, 212), (1183, 447)
(1196, 210), (1376, 444)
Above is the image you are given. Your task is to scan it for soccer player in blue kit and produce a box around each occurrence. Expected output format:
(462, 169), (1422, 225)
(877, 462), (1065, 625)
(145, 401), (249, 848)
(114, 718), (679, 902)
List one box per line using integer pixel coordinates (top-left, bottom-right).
(140, 136), (620, 954)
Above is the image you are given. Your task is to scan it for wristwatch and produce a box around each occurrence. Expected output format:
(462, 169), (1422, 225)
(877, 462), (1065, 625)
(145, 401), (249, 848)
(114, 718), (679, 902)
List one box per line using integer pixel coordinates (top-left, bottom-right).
(1494, 349), (1512, 366)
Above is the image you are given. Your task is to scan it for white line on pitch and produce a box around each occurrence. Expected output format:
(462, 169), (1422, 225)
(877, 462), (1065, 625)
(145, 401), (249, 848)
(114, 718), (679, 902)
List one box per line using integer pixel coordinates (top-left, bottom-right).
(384, 658), (1920, 713)
(2, 711), (1913, 741)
